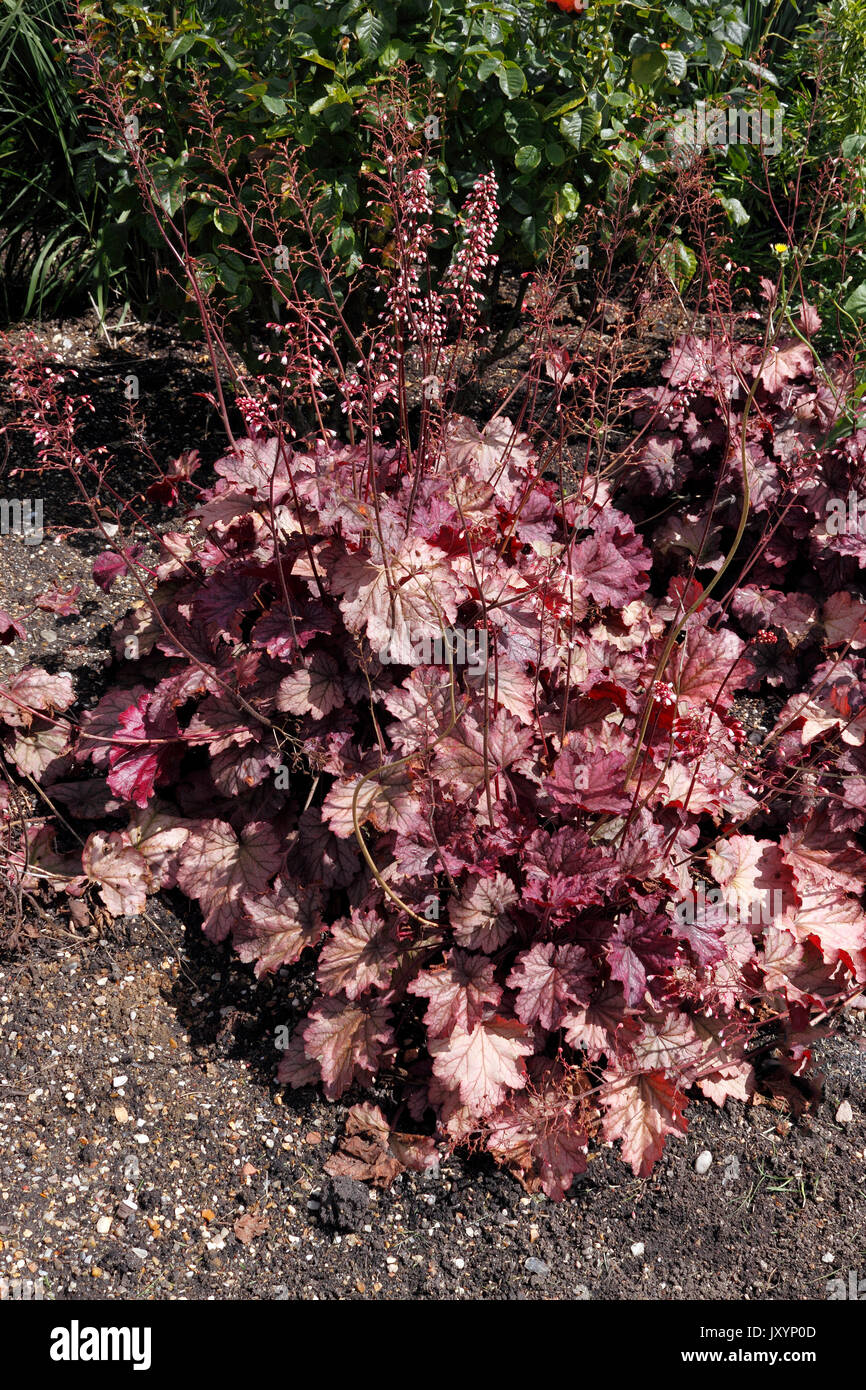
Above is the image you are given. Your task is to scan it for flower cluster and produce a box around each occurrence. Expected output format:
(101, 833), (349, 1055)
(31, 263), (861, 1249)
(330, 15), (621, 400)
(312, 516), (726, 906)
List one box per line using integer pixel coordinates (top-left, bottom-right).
(440, 171), (499, 333)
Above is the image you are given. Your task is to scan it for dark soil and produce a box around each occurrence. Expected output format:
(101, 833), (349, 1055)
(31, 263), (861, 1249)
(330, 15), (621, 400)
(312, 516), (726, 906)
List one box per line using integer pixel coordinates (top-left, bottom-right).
(1, 310), (864, 1303)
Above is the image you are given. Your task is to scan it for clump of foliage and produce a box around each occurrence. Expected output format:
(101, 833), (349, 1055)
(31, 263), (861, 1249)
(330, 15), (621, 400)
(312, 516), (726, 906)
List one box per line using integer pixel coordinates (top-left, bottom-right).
(3, 82), (866, 1199)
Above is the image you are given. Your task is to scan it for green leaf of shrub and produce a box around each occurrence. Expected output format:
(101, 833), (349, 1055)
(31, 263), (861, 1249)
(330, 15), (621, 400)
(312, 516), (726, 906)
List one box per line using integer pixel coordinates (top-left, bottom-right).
(843, 282), (866, 319)
(213, 209), (238, 235)
(559, 111), (583, 149)
(498, 63), (526, 99)
(664, 4), (693, 31)
(718, 195), (749, 227)
(165, 33), (196, 63)
(665, 50), (687, 82)
(631, 50), (667, 89)
(660, 237), (697, 292)
(356, 11), (385, 58)
(515, 145), (541, 172)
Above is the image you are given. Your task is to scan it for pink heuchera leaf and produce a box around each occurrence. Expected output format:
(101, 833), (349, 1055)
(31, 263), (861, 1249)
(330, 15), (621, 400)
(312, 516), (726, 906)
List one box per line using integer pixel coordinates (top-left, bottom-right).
(106, 693), (182, 809)
(186, 698), (256, 753)
(127, 805), (189, 890)
(49, 777), (122, 819)
(607, 914), (676, 1007)
(631, 1011), (704, 1075)
(672, 900), (728, 967)
(409, 949), (502, 1037)
(0, 667), (75, 728)
(176, 819), (281, 941)
(34, 586), (81, 617)
(563, 982), (631, 1060)
(0, 610), (27, 642)
(785, 880), (866, 966)
(187, 572), (261, 643)
(7, 719), (71, 778)
(105, 699), (159, 808)
(797, 301), (821, 336)
(331, 538), (461, 652)
(755, 340), (813, 393)
(210, 741), (282, 795)
(317, 908), (399, 999)
(277, 651), (345, 718)
(302, 995), (394, 1100)
(82, 831), (151, 916)
(322, 767), (420, 839)
(234, 885), (324, 976)
(706, 835), (795, 921)
(291, 807), (360, 889)
(760, 925), (810, 995)
(546, 745), (631, 815)
(449, 872), (518, 952)
(92, 546), (143, 593)
(277, 1030), (321, 1088)
(486, 1060), (588, 1201)
(434, 710), (534, 797)
(568, 532), (650, 610)
(429, 1015), (532, 1116)
(506, 942), (592, 1029)
(76, 685), (150, 767)
(696, 1062), (755, 1107)
(465, 658), (536, 725)
(781, 811), (866, 895)
(251, 601), (334, 659)
(600, 1069), (688, 1177)
(779, 662), (866, 747)
(670, 619), (753, 711)
(444, 414), (533, 479)
(822, 592), (866, 649)
(759, 928), (848, 1007)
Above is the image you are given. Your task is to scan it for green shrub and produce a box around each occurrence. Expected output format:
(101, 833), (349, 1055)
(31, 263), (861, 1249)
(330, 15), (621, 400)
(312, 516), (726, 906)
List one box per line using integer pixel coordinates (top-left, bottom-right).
(73, 0), (790, 319)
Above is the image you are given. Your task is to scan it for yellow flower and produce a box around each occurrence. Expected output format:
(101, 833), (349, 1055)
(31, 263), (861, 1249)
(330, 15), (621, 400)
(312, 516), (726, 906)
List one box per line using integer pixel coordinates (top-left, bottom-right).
(772, 242), (790, 256)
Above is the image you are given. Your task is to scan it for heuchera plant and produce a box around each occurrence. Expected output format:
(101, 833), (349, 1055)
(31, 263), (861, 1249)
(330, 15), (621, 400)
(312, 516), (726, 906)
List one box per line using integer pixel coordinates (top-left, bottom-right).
(3, 82), (866, 1200)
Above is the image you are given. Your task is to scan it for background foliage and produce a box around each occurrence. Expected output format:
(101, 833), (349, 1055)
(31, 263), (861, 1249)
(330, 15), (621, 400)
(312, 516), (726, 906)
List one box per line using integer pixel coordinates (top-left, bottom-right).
(4, 0), (861, 324)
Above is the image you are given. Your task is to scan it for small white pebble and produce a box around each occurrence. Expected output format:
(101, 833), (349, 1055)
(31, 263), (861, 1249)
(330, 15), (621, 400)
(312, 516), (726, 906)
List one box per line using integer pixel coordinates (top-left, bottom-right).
(112, 1075), (128, 1088)
(836, 1101), (854, 1125)
(453, 1257), (465, 1270)
(695, 1151), (713, 1175)
(95, 1216), (112, 1235)
(822, 1252), (835, 1264)
(631, 1242), (645, 1257)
